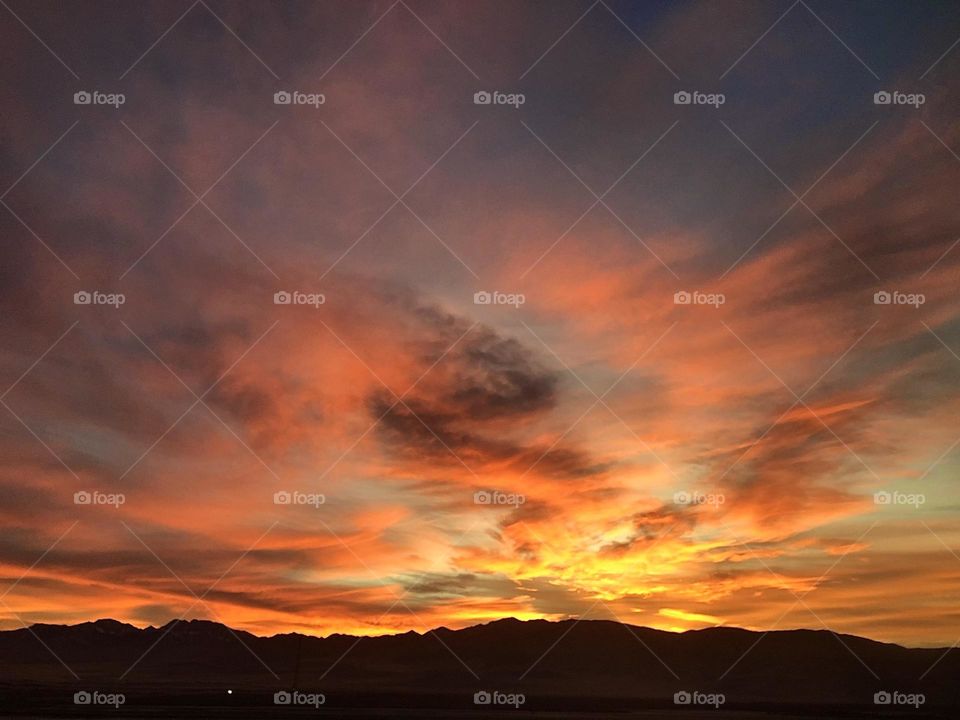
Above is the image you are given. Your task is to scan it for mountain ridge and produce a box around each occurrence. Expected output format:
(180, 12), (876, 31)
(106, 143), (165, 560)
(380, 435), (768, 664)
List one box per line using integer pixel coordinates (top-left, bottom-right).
(1, 616), (956, 714)
(6, 615), (943, 651)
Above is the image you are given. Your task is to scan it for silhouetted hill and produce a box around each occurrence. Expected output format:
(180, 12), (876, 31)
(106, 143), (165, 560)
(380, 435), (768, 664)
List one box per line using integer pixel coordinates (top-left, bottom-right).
(0, 617), (957, 717)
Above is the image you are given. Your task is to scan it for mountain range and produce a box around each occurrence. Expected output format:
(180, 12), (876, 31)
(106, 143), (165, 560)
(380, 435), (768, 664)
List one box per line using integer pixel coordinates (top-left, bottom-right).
(0, 617), (957, 717)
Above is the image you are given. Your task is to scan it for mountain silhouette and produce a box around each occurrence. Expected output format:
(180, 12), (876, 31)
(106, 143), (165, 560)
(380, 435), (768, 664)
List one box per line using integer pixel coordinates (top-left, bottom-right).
(0, 618), (957, 717)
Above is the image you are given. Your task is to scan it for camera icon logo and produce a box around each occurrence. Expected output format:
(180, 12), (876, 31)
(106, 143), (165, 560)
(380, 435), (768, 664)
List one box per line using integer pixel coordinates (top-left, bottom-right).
(274, 690), (292, 705)
(274, 491), (292, 505)
(74, 490), (92, 505)
(473, 690), (492, 705)
(73, 91), (92, 105)
(674, 290), (691, 305)
(73, 691), (92, 704)
(473, 91), (492, 105)
(473, 291), (492, 305)
(874, 491), (891, 505)
(473, 490), (492, 505)
(874, 290), (891, 305)
(874, 691), (892, 705)
(873, 91), (892, 105)
(673, 491), (691, 505)
(74, 291), (92, 305)
(674, 690), (692, 705)
(274, 91), (292, 105)
(674, 91), (691, 105)
(274, 291), (292, 305)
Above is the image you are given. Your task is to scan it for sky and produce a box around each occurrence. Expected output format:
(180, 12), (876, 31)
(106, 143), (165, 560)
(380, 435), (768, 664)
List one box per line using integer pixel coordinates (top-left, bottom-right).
(1, 0), (959, 649)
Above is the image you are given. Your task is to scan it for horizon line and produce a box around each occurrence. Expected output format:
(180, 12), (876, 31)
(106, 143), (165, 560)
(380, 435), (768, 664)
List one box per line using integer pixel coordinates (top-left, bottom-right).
(4, 615), (953, 651)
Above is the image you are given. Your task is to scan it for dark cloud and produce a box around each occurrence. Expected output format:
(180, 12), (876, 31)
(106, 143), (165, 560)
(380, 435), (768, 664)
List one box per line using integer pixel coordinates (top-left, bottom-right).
(366, 300), (621, 481)
(600, 506), (698, 556)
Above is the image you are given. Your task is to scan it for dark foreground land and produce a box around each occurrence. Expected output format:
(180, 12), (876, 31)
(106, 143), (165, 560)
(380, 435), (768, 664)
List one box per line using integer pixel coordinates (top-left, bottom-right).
(0, 710), (952, 720)
(0, 618), (957, 718)
(1, 701), (957, 720)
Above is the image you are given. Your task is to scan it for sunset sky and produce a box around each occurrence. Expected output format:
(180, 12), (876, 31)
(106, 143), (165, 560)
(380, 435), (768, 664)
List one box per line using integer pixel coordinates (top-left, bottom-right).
(2, 0), (960, 649)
